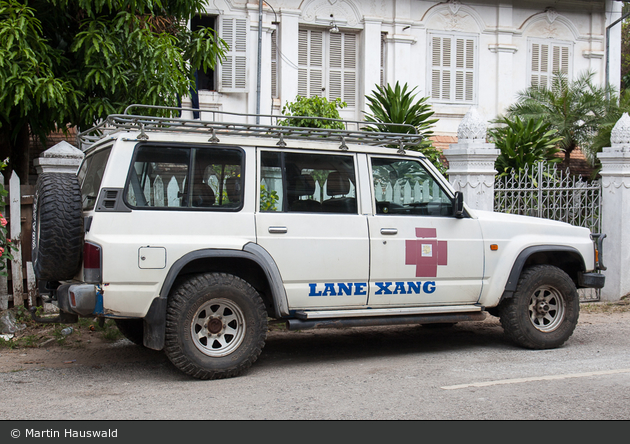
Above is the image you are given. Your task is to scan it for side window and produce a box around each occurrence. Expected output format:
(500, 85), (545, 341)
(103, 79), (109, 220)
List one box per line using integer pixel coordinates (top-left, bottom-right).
(78, 147), (112, 211)
(126, 145), (243, 210)
(371, 157), (453, 216)
(260, 151), (357, 213)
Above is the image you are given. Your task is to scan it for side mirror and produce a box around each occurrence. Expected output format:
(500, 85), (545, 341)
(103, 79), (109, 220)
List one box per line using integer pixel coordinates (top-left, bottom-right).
(453, 191), (464, 218)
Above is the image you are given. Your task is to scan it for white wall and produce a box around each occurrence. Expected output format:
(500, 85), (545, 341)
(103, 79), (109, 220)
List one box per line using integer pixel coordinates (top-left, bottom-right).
(191, 0), (621, 135)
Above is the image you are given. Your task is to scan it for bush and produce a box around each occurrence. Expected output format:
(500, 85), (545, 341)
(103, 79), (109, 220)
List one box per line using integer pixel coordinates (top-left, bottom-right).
(279, 96), (347, 129)
(488, 116), (563, 177)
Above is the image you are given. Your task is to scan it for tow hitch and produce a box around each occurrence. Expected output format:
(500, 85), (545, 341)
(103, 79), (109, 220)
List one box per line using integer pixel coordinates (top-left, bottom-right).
(29, 281), (78, 324)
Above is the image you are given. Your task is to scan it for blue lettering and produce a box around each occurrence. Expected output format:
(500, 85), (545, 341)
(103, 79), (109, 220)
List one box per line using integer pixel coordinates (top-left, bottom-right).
(354, 282), (367, 295)
(322, 283), (337, 296)
(308, 284), (322, 296)
(375, 282), (393, 295)
(407, 282), (422, 294)
(337, 283), (353, 296)
(393, 282), (407, 294)
(423, 281), (436, 294)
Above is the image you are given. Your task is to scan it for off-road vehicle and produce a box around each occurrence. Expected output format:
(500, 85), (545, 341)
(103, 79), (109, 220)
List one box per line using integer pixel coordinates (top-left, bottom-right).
(31, 105), (606, 379)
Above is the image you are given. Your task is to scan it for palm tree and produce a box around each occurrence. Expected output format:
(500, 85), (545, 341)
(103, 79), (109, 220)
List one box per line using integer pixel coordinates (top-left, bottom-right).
(505, 71), (617, 171)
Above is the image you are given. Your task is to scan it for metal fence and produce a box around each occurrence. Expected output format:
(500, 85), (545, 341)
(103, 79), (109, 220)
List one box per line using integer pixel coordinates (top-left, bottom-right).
(494, 162), (602, 302)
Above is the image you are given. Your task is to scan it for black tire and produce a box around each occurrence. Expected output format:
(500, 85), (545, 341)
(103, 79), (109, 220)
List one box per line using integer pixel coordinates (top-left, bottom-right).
(498, 265), (579, 349)
(32, 173), (84, 281)
(115, 319), (145, 346)
(164, 273), (267, 380)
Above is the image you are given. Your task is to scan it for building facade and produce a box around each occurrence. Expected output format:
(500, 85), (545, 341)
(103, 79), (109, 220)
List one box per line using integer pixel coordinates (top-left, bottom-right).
(182, 0), (624, 135)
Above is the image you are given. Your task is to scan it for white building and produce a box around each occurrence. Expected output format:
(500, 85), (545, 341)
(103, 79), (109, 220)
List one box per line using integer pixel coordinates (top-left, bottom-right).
(183, 0), (625, 135)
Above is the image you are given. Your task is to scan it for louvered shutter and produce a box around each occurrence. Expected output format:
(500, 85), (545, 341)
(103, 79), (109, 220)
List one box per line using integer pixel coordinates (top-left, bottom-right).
(455, 38), (475, 102)
(271, 30), (278, 98)
(329, 32), (357, 107)
(430, 35), (452, 101)
(219, 17), (248, 92)
(298, 29), (324, 97)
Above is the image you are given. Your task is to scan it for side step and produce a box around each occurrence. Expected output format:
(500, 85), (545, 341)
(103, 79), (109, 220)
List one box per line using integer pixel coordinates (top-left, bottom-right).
(287, 305), (486, 331)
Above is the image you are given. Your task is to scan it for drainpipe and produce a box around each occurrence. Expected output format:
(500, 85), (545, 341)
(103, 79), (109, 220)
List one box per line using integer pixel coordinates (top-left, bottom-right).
(256, 1), (263, 124)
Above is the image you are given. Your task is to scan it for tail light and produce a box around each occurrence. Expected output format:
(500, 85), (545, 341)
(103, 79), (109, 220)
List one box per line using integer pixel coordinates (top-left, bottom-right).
(84, 242), (102, 283)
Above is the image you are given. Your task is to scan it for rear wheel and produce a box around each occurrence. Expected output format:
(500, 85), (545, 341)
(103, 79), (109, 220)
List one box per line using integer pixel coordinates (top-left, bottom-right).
(499, 265), (579, 349)
(164, 273), (267, 380)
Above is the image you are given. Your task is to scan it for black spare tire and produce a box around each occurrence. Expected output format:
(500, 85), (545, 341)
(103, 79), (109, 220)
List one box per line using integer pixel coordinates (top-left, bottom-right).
(32, 173), (84, 281)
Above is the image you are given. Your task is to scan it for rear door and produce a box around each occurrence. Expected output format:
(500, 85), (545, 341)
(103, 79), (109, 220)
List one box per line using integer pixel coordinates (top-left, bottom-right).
(367, 156), (485, 306)
(255, 149), (370, 310)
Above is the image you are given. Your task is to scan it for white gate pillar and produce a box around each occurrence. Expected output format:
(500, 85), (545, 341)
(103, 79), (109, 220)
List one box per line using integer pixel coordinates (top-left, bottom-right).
(443, 108), (499, 212)
(34, 141), (84, 175)
(597, 113), (630, 301)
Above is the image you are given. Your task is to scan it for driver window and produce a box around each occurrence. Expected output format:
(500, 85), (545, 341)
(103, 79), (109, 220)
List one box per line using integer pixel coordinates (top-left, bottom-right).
(371, 158), (453, 216)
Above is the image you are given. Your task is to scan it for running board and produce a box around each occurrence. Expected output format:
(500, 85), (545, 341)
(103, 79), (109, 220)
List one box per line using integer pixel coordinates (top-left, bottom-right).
(294, 305), (483, 320)
(287, 306), (486, 331)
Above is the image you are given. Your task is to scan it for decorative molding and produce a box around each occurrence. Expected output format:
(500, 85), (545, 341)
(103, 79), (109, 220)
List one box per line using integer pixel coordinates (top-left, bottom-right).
(457, 107), (487, 141)
(488, 43), (518, 54)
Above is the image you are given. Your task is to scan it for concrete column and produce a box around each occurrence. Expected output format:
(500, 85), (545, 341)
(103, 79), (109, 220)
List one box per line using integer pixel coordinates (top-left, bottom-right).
(278, 9), (301, 108)
(34, 141), (84, 175)
(443, 108), (499, 212)
(597, 113), (630, 301)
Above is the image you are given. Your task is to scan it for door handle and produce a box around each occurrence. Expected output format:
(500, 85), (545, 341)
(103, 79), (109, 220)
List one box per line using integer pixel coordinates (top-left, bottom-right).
(268, 226), (288, 234)
(380, 228), (398, 235)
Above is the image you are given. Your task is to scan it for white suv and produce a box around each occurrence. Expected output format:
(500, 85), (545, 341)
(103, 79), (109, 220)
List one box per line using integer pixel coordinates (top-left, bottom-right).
(31, 106), (606, 380)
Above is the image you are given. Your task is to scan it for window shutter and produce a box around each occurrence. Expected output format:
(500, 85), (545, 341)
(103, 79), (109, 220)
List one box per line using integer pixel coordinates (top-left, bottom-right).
(271, 30), (278, 98)
(455, 38), (475, 102)
(219, 17), (248, 92)
(298, 29), (324, 97)
(343, 33), (357, 107)
(431, 35), (452, 101)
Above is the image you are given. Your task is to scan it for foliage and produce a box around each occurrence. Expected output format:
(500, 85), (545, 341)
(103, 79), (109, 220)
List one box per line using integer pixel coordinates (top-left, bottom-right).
(260, 185), (278, 212)
(363, 82), (445, 174)
(0, 0), (228, 180)
(488, 116), (563, 177)
(588, 89), (630, 175)
(279, 96), (347, 130)
(504, 71), (617, 168)
(0, 159), (17, 275)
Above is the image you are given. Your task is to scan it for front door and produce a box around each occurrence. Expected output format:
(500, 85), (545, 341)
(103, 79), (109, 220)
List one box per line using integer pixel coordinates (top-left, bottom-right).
(367, 156), (484, 306)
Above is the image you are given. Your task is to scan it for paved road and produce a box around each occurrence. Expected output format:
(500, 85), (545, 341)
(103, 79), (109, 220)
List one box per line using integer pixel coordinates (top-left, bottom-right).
(1, 312), (629, 421)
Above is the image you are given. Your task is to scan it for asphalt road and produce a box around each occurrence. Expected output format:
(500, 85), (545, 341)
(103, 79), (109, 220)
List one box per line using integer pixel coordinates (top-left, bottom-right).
(1, 311), (629, 421)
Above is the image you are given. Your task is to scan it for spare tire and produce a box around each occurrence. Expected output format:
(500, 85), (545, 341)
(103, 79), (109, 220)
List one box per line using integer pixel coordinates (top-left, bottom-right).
(32, 173), (84, 281)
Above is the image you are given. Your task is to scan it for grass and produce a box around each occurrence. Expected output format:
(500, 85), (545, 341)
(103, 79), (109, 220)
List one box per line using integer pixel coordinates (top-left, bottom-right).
(0, 306), (124, 349)
(580, 295), (630, 314)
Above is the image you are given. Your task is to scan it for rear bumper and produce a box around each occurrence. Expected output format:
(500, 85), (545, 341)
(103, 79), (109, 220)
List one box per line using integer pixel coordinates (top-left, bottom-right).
(56, 283), (98, 316)
(578, 272), (605, 289)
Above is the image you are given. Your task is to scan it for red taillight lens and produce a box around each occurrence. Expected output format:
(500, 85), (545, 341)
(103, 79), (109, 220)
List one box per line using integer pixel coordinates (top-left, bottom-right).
(83, 242), (102, 283)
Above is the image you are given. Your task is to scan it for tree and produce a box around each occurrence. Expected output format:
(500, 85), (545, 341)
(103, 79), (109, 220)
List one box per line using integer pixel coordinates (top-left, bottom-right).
(363, 82), (444, 174)
(504, 71), (617, 171)
(488, 116), (563, 177)
(0, 0), (227, 181)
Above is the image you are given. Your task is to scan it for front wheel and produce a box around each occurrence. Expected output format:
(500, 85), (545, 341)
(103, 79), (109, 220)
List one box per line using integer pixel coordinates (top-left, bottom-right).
(499, 265), (579, 349)
(164, 273), (267, 380)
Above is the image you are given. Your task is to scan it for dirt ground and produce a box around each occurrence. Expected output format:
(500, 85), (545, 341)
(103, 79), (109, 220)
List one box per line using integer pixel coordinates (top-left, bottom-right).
(1, 298), (628, 374)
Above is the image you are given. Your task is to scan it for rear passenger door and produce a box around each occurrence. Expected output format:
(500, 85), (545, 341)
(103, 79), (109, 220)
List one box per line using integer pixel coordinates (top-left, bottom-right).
(255, 150), (370, 310)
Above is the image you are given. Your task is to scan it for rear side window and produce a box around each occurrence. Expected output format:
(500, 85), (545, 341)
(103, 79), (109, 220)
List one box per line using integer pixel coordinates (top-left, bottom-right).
(78, 147), (112, 211)
(126, 144), (243, 210)
(260, 151), (357, 213)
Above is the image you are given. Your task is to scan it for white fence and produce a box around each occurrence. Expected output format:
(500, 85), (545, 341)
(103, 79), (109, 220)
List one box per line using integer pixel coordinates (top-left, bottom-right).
(0, 172), (38, 310)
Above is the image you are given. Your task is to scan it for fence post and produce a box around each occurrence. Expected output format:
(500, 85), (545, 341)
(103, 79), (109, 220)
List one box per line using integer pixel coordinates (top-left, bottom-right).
(9, 172), (23, 306)
(597, 112), (630, 301)
(443, 107), (500, 211)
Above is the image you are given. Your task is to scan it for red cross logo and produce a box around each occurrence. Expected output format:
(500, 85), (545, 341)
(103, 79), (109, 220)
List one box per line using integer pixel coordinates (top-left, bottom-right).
(405, 228), (448, 278)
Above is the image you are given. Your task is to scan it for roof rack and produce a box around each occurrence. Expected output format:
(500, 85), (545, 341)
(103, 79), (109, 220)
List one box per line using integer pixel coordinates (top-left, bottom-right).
(77, 104), (424, 152)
